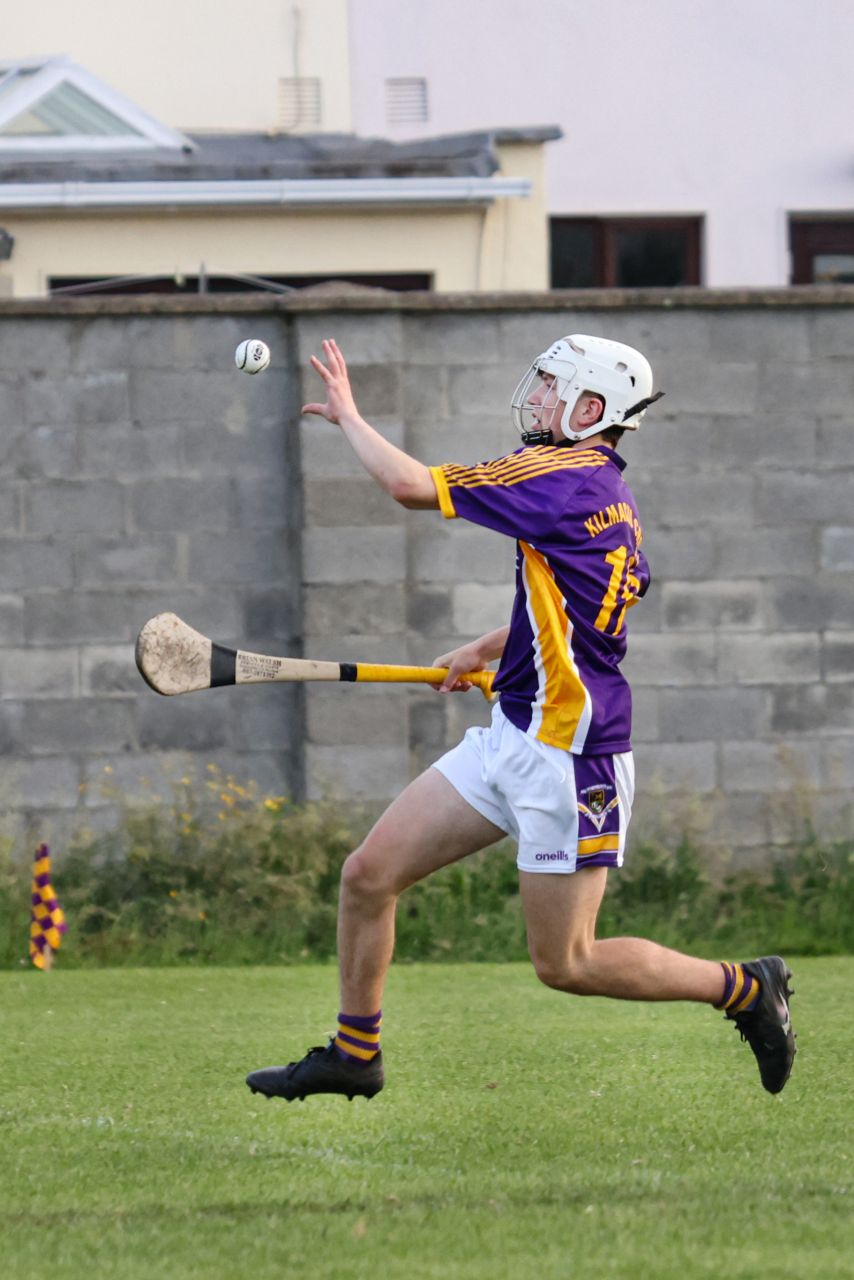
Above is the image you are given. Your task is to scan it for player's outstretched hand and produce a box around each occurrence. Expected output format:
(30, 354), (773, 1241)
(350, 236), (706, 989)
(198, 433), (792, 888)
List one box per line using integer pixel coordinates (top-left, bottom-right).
(432, 641), (486, 693)
(302, 339), (360, 425)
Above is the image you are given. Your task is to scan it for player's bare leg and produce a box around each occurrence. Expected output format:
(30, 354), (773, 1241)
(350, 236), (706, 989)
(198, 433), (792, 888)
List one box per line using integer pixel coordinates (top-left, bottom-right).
(246, 769), (505, 1101)
(520, 867), (724, 1001)
(520, 869), (795, 1091)
(336, 767), (506, 1013)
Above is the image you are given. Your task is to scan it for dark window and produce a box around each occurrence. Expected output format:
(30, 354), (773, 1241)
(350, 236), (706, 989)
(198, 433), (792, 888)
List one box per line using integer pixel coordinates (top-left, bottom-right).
(48, 271), (433, 296)
(550, 217), (702, 288)
(789, 219), (854, 284)
(550, 221), (597, 288)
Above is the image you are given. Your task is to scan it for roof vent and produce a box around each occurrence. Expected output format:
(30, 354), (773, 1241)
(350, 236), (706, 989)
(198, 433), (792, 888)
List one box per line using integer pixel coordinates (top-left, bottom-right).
(279, 77), (322, 130)
(386, 78), (428, 125)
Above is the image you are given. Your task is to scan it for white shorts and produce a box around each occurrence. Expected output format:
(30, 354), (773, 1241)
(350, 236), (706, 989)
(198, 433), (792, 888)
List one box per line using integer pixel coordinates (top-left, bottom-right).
(432, 702), (634, 874)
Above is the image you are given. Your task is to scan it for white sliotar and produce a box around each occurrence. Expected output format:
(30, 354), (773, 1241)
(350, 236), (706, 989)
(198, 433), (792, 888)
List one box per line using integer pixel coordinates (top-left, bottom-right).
(235, 339), (271, 374)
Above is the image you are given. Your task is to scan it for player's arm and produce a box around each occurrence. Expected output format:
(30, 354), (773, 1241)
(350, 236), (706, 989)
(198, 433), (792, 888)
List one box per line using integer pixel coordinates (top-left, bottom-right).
(432, 626), (509, 693)
(302, 338), (438, 509)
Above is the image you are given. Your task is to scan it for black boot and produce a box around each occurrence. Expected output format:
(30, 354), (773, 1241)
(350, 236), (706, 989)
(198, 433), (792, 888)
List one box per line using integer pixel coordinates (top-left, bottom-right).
(726, 956), (796, 1094)
(246, 1042), (384, 1102)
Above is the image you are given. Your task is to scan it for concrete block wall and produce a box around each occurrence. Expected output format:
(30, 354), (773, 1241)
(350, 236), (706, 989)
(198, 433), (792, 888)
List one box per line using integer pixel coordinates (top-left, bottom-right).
(0, 308), (303, 848)
(1, 290), (853, 859)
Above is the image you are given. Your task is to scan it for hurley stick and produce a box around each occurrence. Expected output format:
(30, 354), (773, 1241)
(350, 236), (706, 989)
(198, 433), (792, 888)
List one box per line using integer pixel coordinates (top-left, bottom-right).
(136, 613), (495, 699)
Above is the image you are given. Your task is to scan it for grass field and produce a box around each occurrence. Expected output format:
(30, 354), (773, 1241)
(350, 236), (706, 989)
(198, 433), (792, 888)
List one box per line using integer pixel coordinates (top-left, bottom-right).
(1, 959), (852, 1280)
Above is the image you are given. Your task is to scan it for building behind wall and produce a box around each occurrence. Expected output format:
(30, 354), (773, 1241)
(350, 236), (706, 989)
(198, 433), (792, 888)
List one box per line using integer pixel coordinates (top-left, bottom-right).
(2, 1), (854, 295)
(0, 2), (555, 299)
(348, 0), (854, 290)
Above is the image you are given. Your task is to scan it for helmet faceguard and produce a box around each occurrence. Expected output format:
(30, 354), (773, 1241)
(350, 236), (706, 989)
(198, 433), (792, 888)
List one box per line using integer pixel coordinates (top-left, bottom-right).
(511, 334), (663, 446)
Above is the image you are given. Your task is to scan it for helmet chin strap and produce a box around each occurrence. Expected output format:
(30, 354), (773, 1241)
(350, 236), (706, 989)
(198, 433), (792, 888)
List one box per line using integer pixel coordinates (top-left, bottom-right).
(623, 390), (665, 420)
(520, 427), (579, 448)
(519, 426), (555, 446)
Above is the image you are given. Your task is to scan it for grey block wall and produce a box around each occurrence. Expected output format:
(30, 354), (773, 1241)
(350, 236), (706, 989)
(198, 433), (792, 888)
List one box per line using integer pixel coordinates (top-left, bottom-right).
(0, 308), (303, 849)
(1, 290), (853, 859)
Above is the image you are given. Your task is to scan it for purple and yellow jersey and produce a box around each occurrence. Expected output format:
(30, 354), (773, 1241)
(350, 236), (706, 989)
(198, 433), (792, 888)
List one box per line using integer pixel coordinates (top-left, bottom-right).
(429, 444), (649, 755)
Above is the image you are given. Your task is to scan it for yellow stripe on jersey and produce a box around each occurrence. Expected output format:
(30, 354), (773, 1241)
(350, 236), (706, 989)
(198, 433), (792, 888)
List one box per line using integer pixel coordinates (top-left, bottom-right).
(498, 446), (605, 468)
(521, 542), (589, 748)
(429, 465), (457, 519)
(440, 448), (607, 485)
(450, 451), (608, 492)
(442, 447), (604, 478)
(456, 461), (607, 492)
(468, 447), (606, 479)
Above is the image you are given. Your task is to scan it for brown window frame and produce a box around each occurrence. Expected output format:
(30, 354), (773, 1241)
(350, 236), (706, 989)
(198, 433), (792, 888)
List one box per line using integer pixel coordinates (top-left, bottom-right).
(789, 218), (854, 284)
(550, 216), (702, 288)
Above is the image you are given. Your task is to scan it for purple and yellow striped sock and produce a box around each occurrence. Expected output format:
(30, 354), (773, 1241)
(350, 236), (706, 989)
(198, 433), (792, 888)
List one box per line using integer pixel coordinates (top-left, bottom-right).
(334, 1010), (382, 1065)
(715, 962), (761, 1014)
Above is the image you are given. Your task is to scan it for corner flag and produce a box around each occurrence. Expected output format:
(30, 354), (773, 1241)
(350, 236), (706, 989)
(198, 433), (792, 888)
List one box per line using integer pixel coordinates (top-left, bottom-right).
(30, 844), (67, 970)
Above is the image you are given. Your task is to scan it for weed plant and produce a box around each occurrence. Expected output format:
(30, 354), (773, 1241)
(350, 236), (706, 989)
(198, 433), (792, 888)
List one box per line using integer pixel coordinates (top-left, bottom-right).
(1, 766), (852, 968)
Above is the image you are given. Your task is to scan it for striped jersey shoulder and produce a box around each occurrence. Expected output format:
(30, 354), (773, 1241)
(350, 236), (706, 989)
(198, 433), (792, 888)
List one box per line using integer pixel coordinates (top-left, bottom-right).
(442, 447), (609, 491)
(533, 446), (610, 469)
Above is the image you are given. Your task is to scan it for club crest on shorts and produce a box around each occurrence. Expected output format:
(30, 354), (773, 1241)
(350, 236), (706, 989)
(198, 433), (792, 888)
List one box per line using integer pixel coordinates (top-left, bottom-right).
(587, 787), (607, 815)
(578, 784), (618, 833)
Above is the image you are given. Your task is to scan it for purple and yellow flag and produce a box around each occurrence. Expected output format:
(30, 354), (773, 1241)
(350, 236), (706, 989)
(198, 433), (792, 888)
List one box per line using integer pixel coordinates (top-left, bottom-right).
(30, 844), (67, 970)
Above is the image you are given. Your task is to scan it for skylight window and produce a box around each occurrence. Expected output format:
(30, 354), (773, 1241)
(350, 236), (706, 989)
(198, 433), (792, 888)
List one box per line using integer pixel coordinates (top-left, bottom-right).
(0, 67), (37, 98)
(4, 82), (142, 137)
(0, 57), (192, 151)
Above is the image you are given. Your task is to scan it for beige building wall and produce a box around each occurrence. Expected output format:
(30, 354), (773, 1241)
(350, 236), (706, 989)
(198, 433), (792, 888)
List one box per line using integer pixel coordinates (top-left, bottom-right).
(479, 142), (549, 291)
(0, 0), (352, 133)
(1, 197), (546, 297)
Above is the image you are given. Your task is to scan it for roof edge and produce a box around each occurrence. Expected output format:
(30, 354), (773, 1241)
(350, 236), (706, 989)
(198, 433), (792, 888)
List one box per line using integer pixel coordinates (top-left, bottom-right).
(493, 126), (563, 145)
(0, 175), (532, 210)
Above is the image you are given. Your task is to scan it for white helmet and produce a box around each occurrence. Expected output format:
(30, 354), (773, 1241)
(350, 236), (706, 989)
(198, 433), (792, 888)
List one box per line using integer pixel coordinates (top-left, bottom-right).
(511, 333), (662, 445)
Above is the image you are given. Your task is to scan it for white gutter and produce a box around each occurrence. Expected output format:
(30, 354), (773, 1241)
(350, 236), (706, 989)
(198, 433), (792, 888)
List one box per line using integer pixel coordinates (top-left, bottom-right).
(0, 176), (531, 211)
